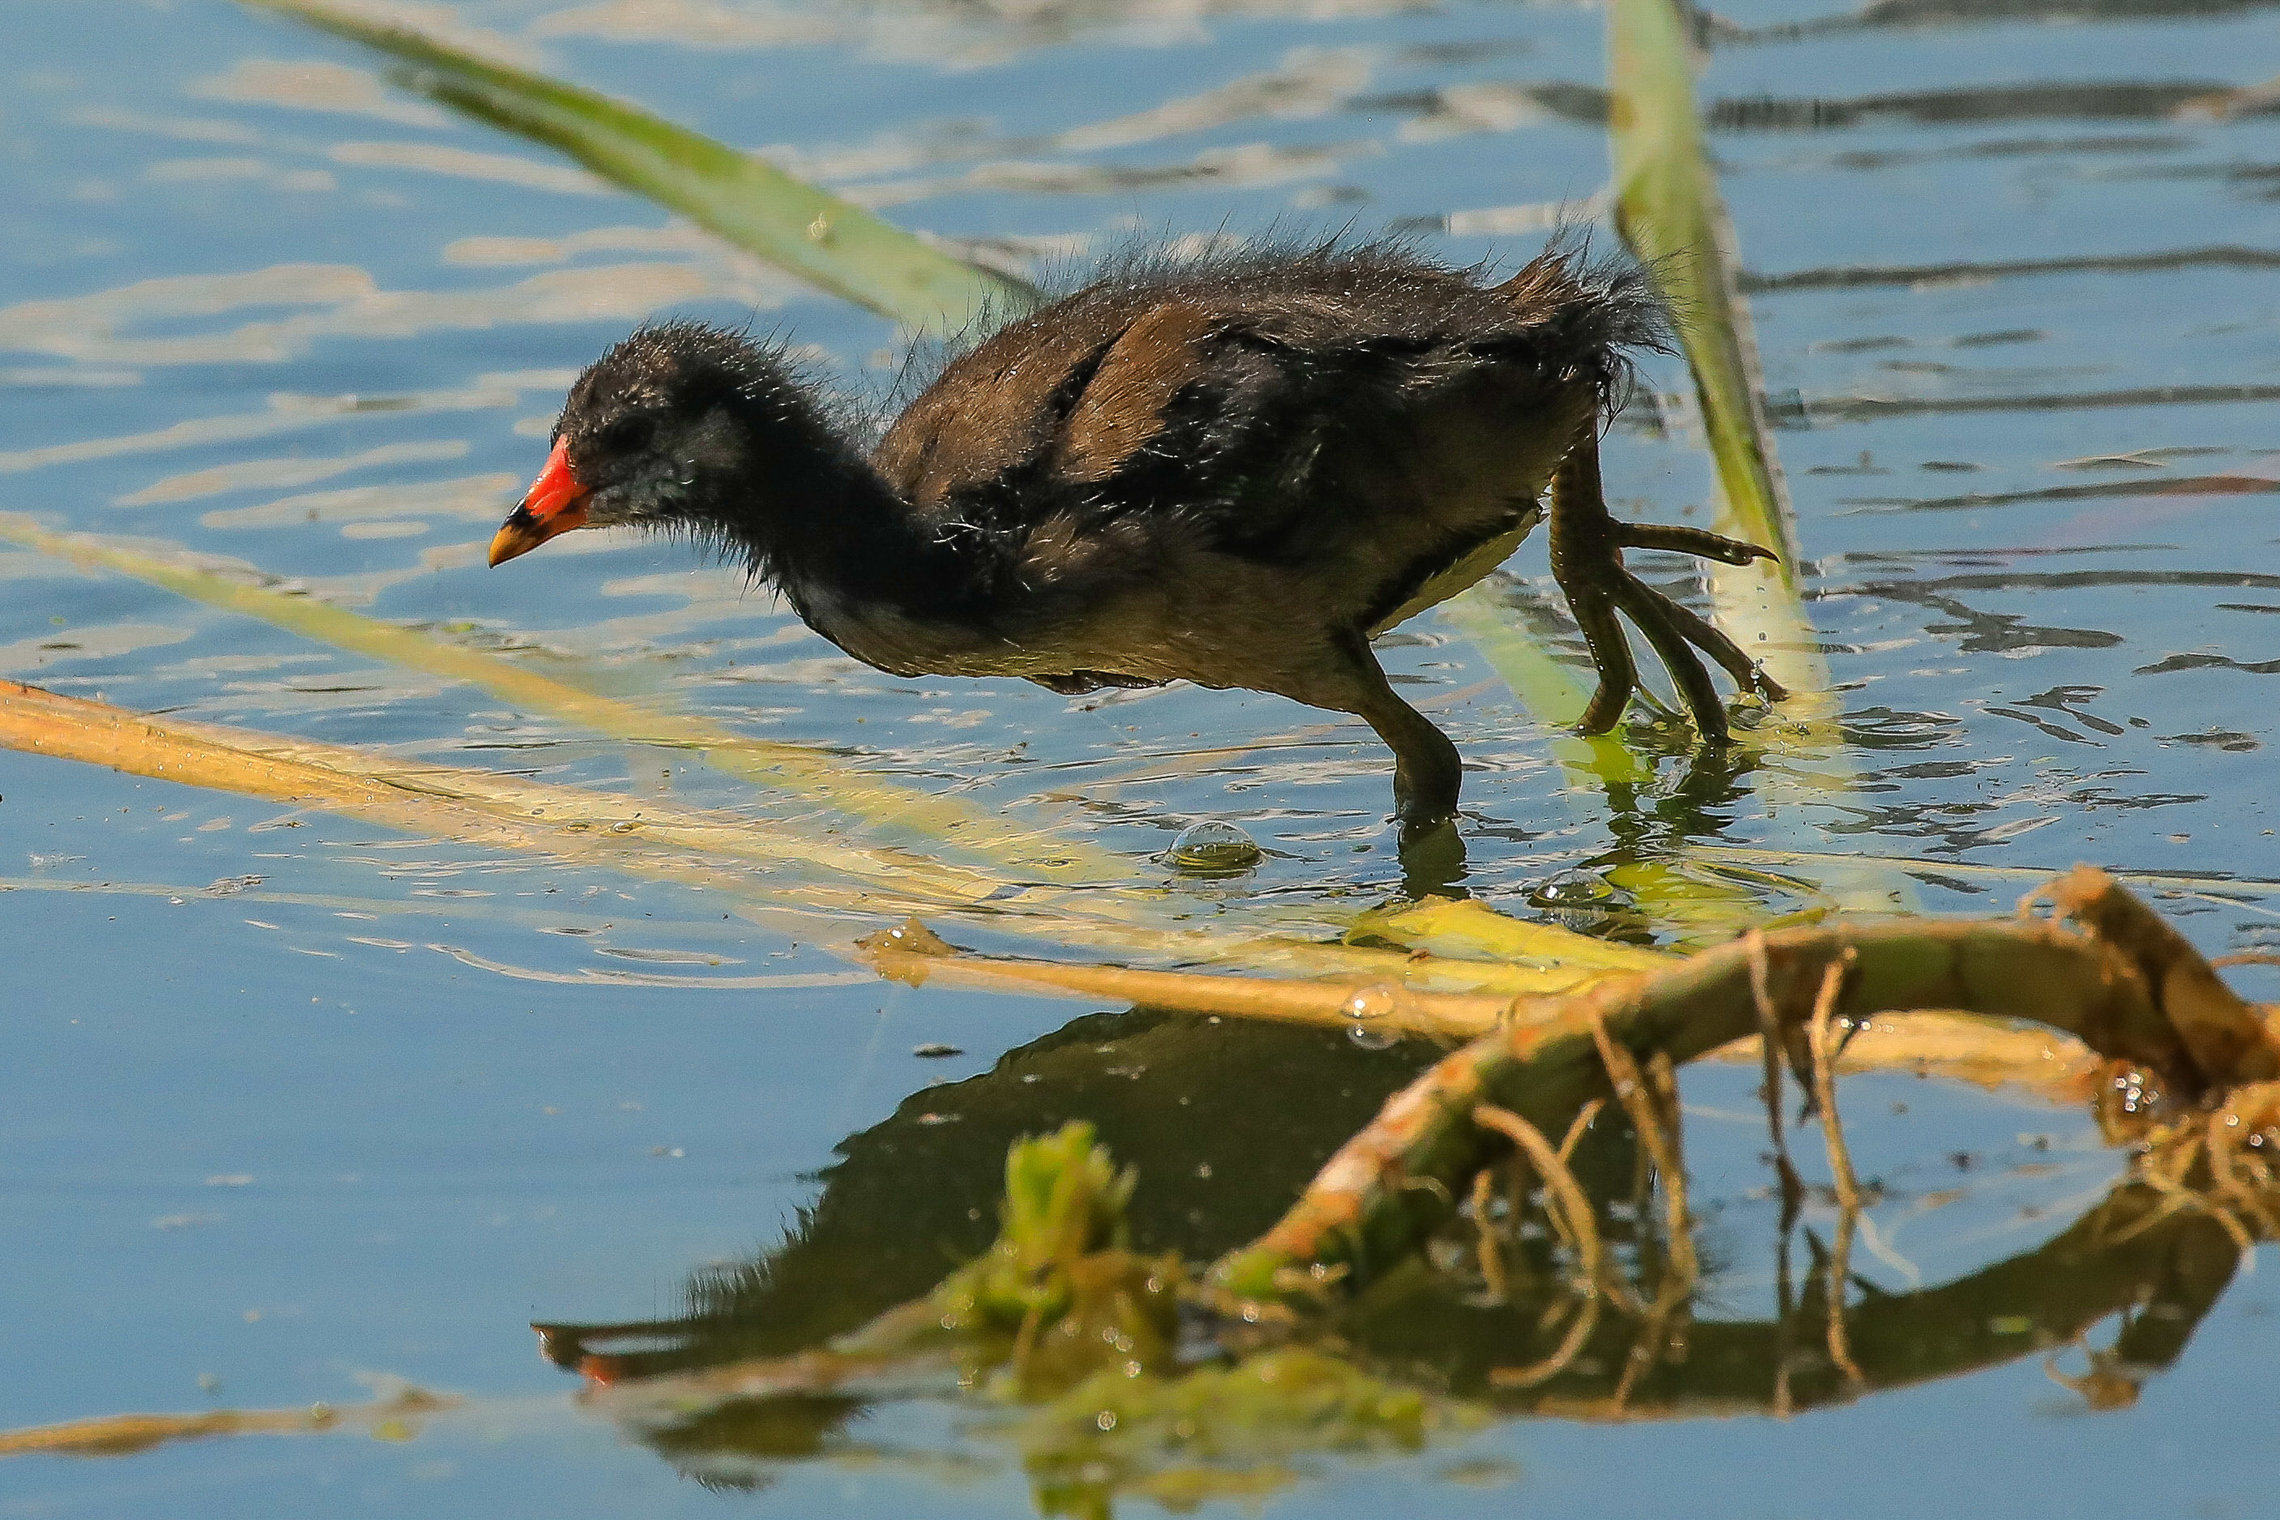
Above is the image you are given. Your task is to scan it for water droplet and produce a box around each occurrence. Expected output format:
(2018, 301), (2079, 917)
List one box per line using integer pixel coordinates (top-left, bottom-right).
(1165, 820), (1260, 876)
(1348, 1025), (1400, 1050)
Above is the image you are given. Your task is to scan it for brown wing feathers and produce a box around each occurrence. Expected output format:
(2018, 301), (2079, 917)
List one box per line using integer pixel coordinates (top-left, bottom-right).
(868, 242), (1657, 601)
(1051, 303), (1217, 484)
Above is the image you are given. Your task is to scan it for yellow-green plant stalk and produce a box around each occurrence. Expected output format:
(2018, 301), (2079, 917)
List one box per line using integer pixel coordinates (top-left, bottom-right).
(1606, 0), (1823, 705)
(2, 677), (1669, 1003)
(0, 512), (1119, 879)
(1601, 0), (1918, 921)
(242, 0), (1038, 333)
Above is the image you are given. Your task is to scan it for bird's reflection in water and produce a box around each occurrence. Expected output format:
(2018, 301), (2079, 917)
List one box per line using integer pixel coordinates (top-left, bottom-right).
(534, 1004), (2253, 1499)
(538, 1009), (1437, 1382)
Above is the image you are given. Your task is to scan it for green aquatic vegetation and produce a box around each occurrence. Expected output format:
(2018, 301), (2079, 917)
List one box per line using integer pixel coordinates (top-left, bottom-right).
(925, 1125), (1183, 1401)
(242, 0), (1038, 332)
(930, 1122), (1152, 1338)
(14, 876), (2280, 1489)
(1016, 1350), (1472, 1517)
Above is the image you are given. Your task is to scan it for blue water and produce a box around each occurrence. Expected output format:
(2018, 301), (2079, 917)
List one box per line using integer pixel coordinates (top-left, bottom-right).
(4, 0), (2278, 1514)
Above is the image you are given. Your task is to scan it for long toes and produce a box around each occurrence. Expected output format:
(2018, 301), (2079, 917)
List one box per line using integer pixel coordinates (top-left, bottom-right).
(1611, 574), (1733, 744)
(1644, 583), (1783, 699)
(1616, 522), (1781, 567)
(1562, 592), (1639, 735)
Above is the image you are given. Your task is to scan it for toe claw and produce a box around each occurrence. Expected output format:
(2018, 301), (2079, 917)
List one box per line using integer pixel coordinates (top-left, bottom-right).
(1616, 521), (1780, 568)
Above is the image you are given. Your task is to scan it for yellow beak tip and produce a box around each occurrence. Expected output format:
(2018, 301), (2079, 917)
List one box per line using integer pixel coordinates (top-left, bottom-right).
(488, 516), (548, 567)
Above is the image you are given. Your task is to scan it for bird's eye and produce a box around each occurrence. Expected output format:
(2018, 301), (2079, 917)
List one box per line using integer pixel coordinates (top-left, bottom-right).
(597, 414), (656, 454)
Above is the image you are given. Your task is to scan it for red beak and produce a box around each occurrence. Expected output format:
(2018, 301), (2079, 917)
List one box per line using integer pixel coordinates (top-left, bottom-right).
(489, 437), (591, 567)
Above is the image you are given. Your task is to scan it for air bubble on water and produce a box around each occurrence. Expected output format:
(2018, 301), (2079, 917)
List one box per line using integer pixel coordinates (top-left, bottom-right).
(1342, 982), (1404, 1021)
(1527, 868), (1621, 909)
(1341, 984), (1410, 1047)
(1165, 821), (1261, 876)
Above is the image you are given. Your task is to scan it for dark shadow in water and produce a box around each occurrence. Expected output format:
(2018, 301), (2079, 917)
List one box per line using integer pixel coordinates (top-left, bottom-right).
(535, 1002), (2250, 1492)
(1709, 80), (2270, 131)
(1713, 0), (2280, 44)
(1748, 247), (2280, 294)
(537, 1009), (1443, 1382)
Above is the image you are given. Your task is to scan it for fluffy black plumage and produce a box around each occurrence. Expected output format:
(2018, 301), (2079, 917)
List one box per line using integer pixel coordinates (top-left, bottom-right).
(504, 237), (1776, 845)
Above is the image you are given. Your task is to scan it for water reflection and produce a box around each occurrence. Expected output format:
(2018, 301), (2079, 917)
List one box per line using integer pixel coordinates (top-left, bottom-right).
(531, 1002), (2254, 1508)
(6, 0), (2280, 1508)
(539, 1009), (1431, 1374)
(1719, 0), (2280, 42)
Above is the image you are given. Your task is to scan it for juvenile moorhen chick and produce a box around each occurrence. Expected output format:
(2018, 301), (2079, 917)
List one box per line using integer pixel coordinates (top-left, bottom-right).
(489, 242), (1781, 842)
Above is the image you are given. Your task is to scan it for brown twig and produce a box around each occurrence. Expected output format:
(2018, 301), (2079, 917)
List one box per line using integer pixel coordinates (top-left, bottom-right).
(1212, 870), (2279, 1307)
(1473, 1103), (1642, 1314)
(1609, 1048), (1701, 1409)
(1488, 1294), (1602, 1391)
(1745, 931), (1808, 1224)
(1476, 1097), (1616, 1391)
(0, 1389), (450, 1459)
(1470, 1167), (1508, 1304)
(1645, 1052), (1695, 1288)
(1559, 1099), (1606, 1166)
(1587, 1010), (1699, 1405)
(1803, 943), (1869, 1388)
(1805, 954), (1862, 1211)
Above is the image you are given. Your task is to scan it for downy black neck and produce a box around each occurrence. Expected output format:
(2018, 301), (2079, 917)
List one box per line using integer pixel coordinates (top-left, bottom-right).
(678, 385), (971, 629)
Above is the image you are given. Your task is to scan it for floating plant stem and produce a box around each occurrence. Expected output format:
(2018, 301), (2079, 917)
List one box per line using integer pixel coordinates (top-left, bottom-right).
(0, 678), (1668, 1002)
(0, 677), (1008, 920)
(0, 513), (1118, 881)
(0, 1387), (459, 1458)
(1212, 867), (2279, 1305)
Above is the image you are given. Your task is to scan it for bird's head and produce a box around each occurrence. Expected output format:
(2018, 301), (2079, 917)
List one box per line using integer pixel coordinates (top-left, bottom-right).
(489, 321), (805, 568)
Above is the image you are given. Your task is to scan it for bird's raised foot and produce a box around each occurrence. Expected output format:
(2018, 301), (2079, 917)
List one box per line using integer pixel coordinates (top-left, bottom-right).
(1548, 431), (1785, 744)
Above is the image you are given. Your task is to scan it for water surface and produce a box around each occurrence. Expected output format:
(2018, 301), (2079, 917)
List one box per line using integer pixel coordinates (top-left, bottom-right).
(3, 0), (2278, 1514)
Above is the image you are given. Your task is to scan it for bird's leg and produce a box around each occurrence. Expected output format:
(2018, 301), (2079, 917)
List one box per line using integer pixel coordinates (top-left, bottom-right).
(1326, 630), (1466, 847)
(1547, 424), (1786, 742)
